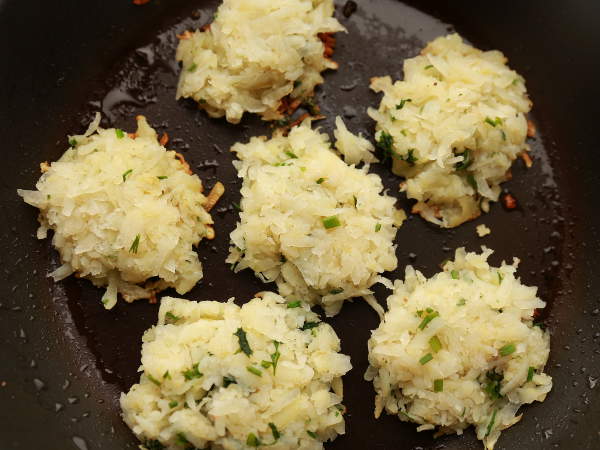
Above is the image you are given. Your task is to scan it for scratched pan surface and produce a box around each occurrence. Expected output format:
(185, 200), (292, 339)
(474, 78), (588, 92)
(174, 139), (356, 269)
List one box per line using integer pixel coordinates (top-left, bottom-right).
(1, 0), (600, 449)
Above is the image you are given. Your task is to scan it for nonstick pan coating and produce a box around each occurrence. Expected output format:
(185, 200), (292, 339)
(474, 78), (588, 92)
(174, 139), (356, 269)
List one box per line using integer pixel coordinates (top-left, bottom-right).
(1, 1), (600, 449)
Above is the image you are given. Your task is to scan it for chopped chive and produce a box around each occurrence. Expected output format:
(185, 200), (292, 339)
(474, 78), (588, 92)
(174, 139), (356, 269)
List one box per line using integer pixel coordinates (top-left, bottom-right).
(223, 376), (237, 387)
(499, 343), (516, 356)
(246, 366), (262, 377)
(450, 270), (459, 279)
(268, 422), (281, 441)
(165, 311), (181, 324)
(69, 138), (78, 147)
(316, 177), (325, 184)
(129, 234), (141, 253)
(307, 430), (317, 439)
(497, 272), (504, 284)
(466, 173), (478, 191)
(246, 433), (261, 447)
(527, 366), (535, 382)
(418, 311), (439, 330)
(376, 131), (395, 162)
(182, 363), (202, 380)
(395, 98), (412, 110)
(433, 379), (444, 392)
(424, 64), (434, 70)
(500, 129), (507, 141)
(419, 353), (433, 365)
(261, 360), (272, 369)
(146, 373), (161, 386)
(375, 223), (382, 232)
(157, 175), (168, 180)
(454, 149), (472, 170)
(187, 63), (198, 72)
(234, 328), (252, 356)
(485, 409), (498, 437)
(169, 400), (178, 408)
(429, 335), (442, 353)
(301, 321), (320, 331)
(330, 288), (344, 295)
(284, 150), (298, 159)
(270, 341), (281, 374)
(287, 300), (301, 308)
(484, 370), (504, 400)
(115, 128), (125, 139)
(485, 117), (502, 127)
(322, 215), (341, 229)
(122, 169), (133, 182)
(163, 370), (171, 380)
(457, 298), (467, 306)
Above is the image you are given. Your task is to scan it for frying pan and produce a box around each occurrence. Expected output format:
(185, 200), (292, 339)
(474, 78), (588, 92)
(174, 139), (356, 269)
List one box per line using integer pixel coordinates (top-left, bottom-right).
(1, 0), (599, 449)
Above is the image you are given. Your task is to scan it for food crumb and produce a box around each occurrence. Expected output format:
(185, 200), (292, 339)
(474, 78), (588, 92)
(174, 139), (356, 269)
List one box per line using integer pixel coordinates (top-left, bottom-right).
(476, 224), (491, 237)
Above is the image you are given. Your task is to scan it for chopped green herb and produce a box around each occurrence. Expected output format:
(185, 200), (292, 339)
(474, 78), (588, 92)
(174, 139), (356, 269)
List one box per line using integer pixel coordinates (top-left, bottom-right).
(301, 321), (320, 331)
(497, 272), (504, 284)
(182, 363), (202, 380)
(454, 149), (472, 170)
(232, 202), (242, 211)
(284, 150), (298, 159)
(485, 117), (503, 127)
(429, 335), (442, 353)
(175, 433), (190, 446)
(330, 288), (344, 295)
(188, 63), (198, 72)
(484, 370), (504, 400)
(246, 366), (262, 377)
(234, 328), (253, 356)
(122, 169), (133, 182)
(157, 175), (168, 180)
(457, 298), (467, 306)
(418, 311), (439, 330)
(261, 360), (272, 369)
(246, 433), (261, 447)
(266, 341), (281, 375)
(395, 98), (412, 110)
(466, 173), (478, 191)
(405, 148), (418, 165)
(129, 234), (141, 254)
(69, 138), (78, 147)
(163, 370), (171, 380)
(165, 311), (181, 324)
(322, 215), (341, 229)
(146, 373), (161, 386)
(316, 177), (325, 184)
(375, 223), (382, 232)
(401, 129), (407, 136)
(294, 80), (302, 88)
(499, 343), (516, 356)
(424, 64), (434, 70)
(485, 409), (498, 437)
(287, 301), (301, 308)
(500, 129), (507, 141)
(353, 195), (358, 207)
(223, 376), (237, 387)
(433, 379), (444, 392)
(376, 131), (395, 161)
(168, 400), (178, 408)
(527, 366), (535, 382)
(268, 422), (281, 441)
(533, 321), (546, 330)
(419, 353), (433, 365)
(307, 430), (317, 439)
(450, 270), (459, 279)
(115, 128), (125, 139)
(512, 78), (519, 85)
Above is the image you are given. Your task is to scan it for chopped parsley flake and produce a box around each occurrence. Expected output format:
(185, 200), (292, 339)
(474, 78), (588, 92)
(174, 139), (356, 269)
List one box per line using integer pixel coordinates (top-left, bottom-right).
(168, 400), (178, 408)
(234, 328), (252, 356)
(301, 321), (320, 331)
(165, 311), (181, 324)
(429, 335), (442, 353)
(268, 422), (281, 441)
(322, 215), (341, 229)
(69, 138), (78, 147)
(129, 234), (141, 253)
(284, 150), (298, 159)
(246, 366), (262, 377)
(246, 433), (261, 447)
(163, 370), (171, 380)
(330, 288), (344, 295)
(484, 371), (503, 400)
(433, 379), (444, 392)
(115, 129), (125, 139)
(395, 98), (412, 110)
(175, 433), (190, 446)
(499, 343), (516, 356)
(223, 376), (237, 387)
(157, 175), (168, 180)
(307, 430), (317, 439)
(376, 131), (395, 161)
(419, 353), (433, 365)
(466, 173), (478, 191)
(182, 363), (202, 380)
(375, 223), (382, 232)
(122, 169), (133, 182)
(316, 177), (325, 184)
(143, 439), (165, 450)
(287, 301), (301, 308)
(450, 270), (459, 279)
(457, 298), (467, 306)
(188, 63), (198, 72)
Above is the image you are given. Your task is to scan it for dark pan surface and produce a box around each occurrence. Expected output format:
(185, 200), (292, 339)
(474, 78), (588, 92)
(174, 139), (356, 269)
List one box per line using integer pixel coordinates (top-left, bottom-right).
(1, 1), (600, 449)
